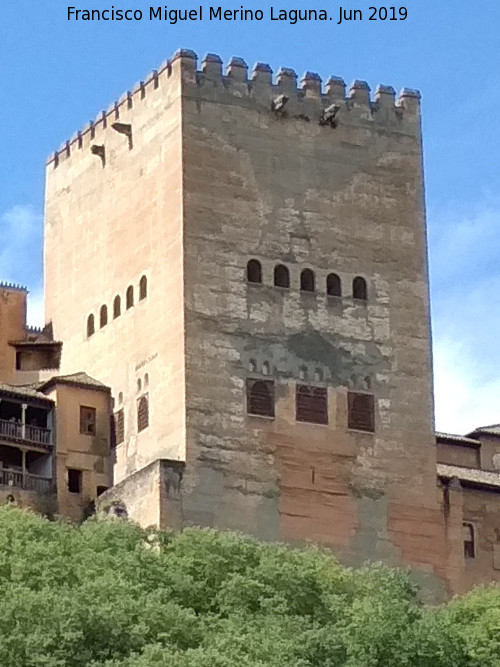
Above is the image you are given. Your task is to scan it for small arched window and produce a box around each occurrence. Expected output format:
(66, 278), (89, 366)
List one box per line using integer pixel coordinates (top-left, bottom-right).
(100, 305), (108, 328)
(87, 314), (95, 338)
(247, 259), (262, 284)
(300, 269), (315, 292)
(144, 373), (149, 388)
(139, 275), (147, 300)
(137, 394), (149, 432)
(314, 368), (323, 382)
(248, 359), (256, 373)
(262, 361), (270, 376)
(353, 276), (367, 301)
(299, 366), (308, 380)
(246, 379), (275, 418)
(126, 285), (134, 309)
(113, 295), (121, 319)
(327, 273), (341, 297)
(137, 378), (142, 393)
(274, 264), (290, 288)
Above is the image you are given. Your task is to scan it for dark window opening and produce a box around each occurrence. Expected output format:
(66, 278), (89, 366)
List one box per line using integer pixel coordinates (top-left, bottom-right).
(348, 392), (374, 432)
(463, 523), (475, 559)
(353, 276), (367, 301)
(327, 273), (342, 297)
(100, 305), (108, 328)
(137, 395), (149, 432)
(139, 275), (148, 300)
(68, 468), (82, 494)
(87, 314), (95, 338)
(126, 285), (134, 309)
(80, 406), (97, 436)
(15, 351), (22, 371)
(246, 379), (275, 418)
(300, 269), (315, 292)
(97, 485), (108, 496)
(114, 409), (124, 445)
(247, 259), (262, 284)
(274, 264), (290, 288)
(296, 385), (328, 424)
(113, 295), (121, 319)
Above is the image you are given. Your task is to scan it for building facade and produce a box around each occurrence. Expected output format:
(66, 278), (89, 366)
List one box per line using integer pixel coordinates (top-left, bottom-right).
(1, 50), (498, 599)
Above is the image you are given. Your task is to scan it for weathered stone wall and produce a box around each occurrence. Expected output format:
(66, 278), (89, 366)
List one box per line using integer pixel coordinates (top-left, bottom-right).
(178, 52), (445, 596)
(44, 59), (187, 481)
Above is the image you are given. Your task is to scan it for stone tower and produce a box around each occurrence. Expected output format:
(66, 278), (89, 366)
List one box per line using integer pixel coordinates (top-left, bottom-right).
(44, 50), (450, 595)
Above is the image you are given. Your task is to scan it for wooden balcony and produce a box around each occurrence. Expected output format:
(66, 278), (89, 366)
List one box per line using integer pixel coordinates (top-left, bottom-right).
(0, 467), (53, 494)
(0, 419), (52, 451)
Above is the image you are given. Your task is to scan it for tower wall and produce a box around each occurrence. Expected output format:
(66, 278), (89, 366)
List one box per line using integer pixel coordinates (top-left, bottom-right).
(179, 53), (447, 596)
(44, 59), (186, 479)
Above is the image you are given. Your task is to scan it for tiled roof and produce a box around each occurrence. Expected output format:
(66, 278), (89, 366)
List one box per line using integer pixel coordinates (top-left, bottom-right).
(467, 424), (500, 438)
(436, 432), (481, 447)
(437, 463), (500, 490)
(39, 372), (110, 393)
(0, 383), (54, 404)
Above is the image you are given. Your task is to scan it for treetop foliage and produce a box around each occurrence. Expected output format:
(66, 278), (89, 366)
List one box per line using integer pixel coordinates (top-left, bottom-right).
(0, 506), (498, 666)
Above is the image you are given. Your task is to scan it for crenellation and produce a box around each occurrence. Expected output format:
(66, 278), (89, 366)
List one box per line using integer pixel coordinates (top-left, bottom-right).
(301, 71), (322, 98)
(226, 57), (248, 83)
(202, 53), (223, 82)
(0, 282), (27, 292)
(325, 76), (346, 101)
(46, 48), (421, 170)
(349, 80), (371, 105)
(375, 84), (396, 108)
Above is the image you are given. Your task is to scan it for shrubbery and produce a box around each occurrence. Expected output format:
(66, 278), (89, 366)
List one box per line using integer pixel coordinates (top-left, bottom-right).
(0, 507), (498, 666)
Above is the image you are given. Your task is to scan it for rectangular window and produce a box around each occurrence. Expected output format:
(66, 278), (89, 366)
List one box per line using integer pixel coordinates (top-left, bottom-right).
(296, 385), (328, 425)
(80, 406), (96, 435)
(246, 379), (275, 418)
(67, 468), (82, 494)
(463, 522), (475, 559)
(348, 392), (375, 432)
(114, 409), (124, 445)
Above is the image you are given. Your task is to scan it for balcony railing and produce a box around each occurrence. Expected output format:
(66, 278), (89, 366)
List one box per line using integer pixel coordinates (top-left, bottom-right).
(0, 419), (52, 450)
(0, 468), (53, 494)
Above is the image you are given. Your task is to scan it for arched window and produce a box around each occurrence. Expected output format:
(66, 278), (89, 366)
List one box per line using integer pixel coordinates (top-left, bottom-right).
(137, 394), (149, 432)
(327, 273), (341, 297)
(137, 378), (142, 393)
(353, 276), (367, 301)
(314, 368), (323, 382)
(274, 264), (290, 288)
(139, 275), (148, 300)
(87, 314), (95, 338)
(248, 359), (256, 373)
(300, 268), (315, 292)
(246, 259), (262, 284)
(126, 285), (134, 309)
(113, 295), (121, 319)
(99, 305), (108, 328)
(144, 373), (149, 388)
(262, 361), (270, 376)
(246, 379), (275, 418)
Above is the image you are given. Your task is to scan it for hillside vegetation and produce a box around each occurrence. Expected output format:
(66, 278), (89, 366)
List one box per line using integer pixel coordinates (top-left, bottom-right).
(0, 507), (499, 666)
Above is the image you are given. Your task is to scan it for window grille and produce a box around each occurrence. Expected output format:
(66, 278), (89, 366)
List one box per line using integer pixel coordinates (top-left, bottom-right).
(114, 409), (124, 445)
(347, 392), (374, 432)
(137, 395), (149, 432)
(246, 379), (275, 418)
(296, 384), (328, 424)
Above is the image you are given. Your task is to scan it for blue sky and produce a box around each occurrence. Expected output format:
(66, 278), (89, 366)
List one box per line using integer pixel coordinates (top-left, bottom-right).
(1, 1), (499, 433)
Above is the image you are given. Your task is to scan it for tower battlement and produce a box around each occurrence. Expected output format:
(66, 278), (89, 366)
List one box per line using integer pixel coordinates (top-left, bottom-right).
(47, 48), (421, 169)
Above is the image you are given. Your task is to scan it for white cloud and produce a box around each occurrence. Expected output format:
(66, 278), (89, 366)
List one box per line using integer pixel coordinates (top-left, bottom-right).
(429, 200), (500, 433)
(0, 204), (44, 326)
